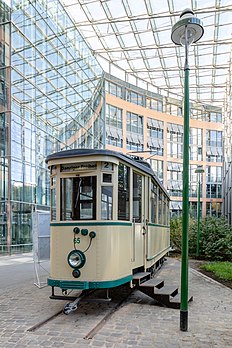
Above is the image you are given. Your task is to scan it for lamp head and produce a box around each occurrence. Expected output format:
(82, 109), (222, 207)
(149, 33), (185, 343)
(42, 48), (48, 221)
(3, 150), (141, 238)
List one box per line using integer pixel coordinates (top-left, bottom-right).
(171, 8), (204, 46)
(195, 166), (205, 174)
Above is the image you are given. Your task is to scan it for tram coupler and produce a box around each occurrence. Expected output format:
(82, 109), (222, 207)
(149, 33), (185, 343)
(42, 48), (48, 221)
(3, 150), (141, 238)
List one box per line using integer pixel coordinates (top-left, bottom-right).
(63, 294), (85, 315)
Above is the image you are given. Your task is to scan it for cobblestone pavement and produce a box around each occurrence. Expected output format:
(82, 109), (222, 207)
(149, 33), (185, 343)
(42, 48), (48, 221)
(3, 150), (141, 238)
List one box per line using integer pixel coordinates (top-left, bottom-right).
(0, 255), (231, 347)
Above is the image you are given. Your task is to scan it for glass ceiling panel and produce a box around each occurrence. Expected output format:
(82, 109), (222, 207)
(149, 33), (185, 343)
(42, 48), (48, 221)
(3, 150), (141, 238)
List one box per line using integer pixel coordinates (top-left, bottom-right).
(63, 0), (232, 107)
(150, 0), (170, 13)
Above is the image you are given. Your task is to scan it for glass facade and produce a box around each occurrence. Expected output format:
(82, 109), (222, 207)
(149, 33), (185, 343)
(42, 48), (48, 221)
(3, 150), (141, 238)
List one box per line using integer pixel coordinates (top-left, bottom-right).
(0, 0), (104, 253)
(0, 0), (10, 254)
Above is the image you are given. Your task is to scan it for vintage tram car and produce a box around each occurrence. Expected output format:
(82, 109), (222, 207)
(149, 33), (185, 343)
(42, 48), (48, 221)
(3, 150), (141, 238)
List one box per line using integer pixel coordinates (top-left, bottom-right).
(46, 149), (170, 302)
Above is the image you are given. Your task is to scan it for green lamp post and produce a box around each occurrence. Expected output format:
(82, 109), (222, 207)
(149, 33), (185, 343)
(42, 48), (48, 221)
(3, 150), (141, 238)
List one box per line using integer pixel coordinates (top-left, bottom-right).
(195, 166), (205, 258)
(171, 9), (204, 332)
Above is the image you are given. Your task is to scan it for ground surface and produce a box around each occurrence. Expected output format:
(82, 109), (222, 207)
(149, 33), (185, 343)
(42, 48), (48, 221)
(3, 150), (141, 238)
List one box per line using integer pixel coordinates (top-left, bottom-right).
(0, 255), (232, 347)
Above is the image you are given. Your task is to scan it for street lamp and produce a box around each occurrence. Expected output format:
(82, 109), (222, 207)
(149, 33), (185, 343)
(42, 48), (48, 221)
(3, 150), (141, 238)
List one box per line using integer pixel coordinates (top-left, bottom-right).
(195, 166), (205, 258)
(171, 9), (204, 332)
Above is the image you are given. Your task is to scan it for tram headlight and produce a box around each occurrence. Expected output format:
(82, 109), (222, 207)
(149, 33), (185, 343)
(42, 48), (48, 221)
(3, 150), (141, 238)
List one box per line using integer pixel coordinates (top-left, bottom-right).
(67, 250), (86, 269)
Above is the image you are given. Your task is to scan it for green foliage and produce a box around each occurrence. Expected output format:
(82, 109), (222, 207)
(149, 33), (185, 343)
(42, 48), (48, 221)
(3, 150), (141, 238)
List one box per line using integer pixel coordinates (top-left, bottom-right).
(170, 216), (232, 261)
(170, 217), (182, 252)
(200, 262), (232, 281)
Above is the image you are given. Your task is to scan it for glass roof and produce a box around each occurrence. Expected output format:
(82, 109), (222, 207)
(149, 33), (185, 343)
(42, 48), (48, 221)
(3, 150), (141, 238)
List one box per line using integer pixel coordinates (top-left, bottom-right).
(62, 0), (232, 107)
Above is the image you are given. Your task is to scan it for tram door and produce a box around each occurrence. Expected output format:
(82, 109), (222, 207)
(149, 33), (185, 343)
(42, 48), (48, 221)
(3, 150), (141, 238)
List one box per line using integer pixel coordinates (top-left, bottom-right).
(143, 176), (149, 269)
(132, 172), (146, 266)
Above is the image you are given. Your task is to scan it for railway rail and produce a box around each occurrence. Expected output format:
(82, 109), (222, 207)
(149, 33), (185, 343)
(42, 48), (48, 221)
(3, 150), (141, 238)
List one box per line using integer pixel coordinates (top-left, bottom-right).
(27, 286), (134, 339)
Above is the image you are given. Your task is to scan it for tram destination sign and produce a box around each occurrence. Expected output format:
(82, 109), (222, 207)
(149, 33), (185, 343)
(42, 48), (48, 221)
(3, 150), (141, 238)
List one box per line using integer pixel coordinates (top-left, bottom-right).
(60, 162), (97, 172)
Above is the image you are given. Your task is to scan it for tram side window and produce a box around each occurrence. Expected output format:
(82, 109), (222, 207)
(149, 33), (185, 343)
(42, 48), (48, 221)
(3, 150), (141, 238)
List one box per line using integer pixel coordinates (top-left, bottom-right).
(167, 199), (170, 225)
(60, 178), (72, 221)
(133, 172), (142, 222)
(101, 186), (113, 220)
(151, 182), (157, 223)
(163, 194), (167, 225)
(158, 189), (163, 224)
(51, 188), (56, 221)
(60, 176), (96, 221)
(118, 163), (130, 220)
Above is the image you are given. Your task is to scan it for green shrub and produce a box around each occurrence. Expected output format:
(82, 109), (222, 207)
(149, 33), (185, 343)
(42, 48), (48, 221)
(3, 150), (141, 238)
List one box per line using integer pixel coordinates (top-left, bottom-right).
(170, 216), (232, 261)
(170, 216), (182, 252)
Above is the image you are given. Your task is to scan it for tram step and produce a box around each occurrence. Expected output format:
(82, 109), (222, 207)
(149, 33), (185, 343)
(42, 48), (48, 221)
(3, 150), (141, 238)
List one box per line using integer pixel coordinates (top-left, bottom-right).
(132, 272), (151, 285)
(139, 279), (164, 289)
(153, 285), (178, 297)
(169, 293), (193, 309)
(138, 282), (182, 308)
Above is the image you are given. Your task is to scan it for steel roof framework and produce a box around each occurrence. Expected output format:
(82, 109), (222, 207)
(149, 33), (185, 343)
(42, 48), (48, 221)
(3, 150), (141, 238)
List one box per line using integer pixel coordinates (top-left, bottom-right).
(62, 0), (232, 107)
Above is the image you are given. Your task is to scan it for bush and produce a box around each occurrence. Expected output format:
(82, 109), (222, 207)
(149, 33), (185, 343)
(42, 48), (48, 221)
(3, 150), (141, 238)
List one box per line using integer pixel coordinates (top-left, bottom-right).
(170, 216), (232, 261)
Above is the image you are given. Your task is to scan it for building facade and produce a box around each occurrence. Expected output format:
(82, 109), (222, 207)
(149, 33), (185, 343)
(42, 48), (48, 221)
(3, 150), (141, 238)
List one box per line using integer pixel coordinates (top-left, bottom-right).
(0, 0), (225, 254)
(104, 74), (224, 219)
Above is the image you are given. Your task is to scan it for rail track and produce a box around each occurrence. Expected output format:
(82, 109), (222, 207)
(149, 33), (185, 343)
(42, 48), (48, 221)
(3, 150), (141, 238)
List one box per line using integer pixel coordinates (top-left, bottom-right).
(27, 285), (134, 339)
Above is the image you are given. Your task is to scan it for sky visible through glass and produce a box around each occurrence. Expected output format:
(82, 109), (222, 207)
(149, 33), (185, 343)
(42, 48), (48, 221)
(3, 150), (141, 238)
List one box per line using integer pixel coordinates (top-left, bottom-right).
(62, 0), (232, 107)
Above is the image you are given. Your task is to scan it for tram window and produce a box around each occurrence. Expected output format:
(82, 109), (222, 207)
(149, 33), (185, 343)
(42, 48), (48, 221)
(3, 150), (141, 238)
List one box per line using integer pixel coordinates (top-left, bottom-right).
(60, 178), (72, 221)
(158, 189), (163, 224)
(51, 188), (56, 221)
(162, 193), (167, 225)
(133, 172), (142, 223)
(103, 173), (112, 183)
(118, 163), (130, 220)
(163, 195), (166, 225)
(151, 182), (157, 223)
(101, 186), (113, 220)
(60, 176), (96, 221)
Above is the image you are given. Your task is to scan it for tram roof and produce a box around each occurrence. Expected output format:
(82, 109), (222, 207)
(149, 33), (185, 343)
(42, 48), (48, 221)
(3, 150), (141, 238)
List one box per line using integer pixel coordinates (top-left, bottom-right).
(46, 148), (169, 198)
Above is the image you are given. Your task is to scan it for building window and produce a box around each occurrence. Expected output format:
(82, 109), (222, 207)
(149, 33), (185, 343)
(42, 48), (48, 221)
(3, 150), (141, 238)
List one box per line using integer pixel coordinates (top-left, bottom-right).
(167, 162), (183, 197)
(166, 103), (182, 117)
(127, 112), (143, 134)
(206, 130), (222, 147)
(170, 201), (182, 218)
(190, 128), (203, 161)
(106, 104), (122, 129)
(189, 202), (202, 219)
(105, 80), (122, 98)
(126, 89), (145, 107)
(106, 104), (123, 148)
(146, 97), (163, 112)
(206, 166), (222, 198)
(126, 112), (143, 151)
(149, 159), (163, 183)
(206, 202), (222, 217)
(206, 130), (223, 163)
(167, 123), (183, 159)
(204, 111), (222, 123)
(147, 118), (164, 156)
(189, 164), (203, 198)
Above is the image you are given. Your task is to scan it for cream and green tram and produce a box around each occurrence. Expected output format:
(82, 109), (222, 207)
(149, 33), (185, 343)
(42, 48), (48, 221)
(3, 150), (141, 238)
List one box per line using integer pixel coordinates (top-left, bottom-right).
(46, 149), (170, 296)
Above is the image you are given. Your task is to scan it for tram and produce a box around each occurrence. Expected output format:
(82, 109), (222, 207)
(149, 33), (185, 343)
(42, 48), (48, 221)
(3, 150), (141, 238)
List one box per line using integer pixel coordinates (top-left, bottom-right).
(46, 149), (170, 304)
